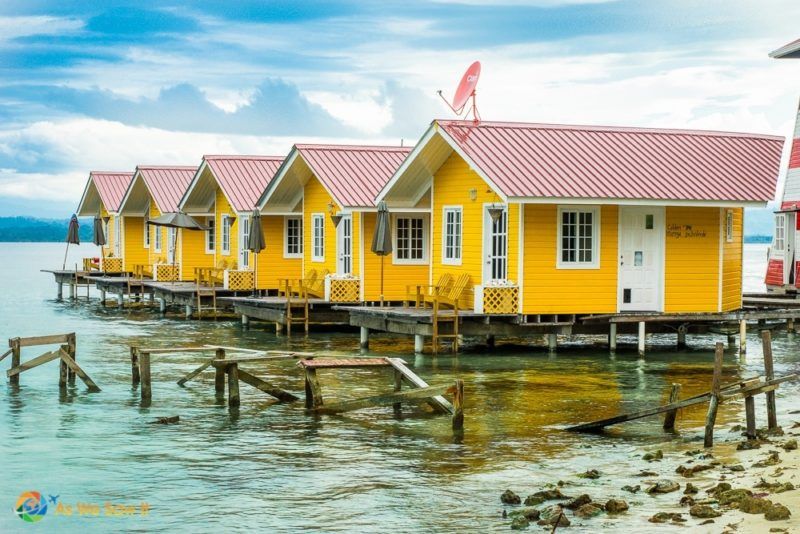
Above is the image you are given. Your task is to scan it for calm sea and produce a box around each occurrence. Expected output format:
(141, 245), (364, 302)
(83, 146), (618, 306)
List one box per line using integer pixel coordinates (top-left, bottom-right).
(0, 242), (797, 533)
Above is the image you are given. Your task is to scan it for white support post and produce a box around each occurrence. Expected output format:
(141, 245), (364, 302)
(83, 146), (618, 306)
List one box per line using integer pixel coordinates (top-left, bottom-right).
(547, 333), (557, 352)
(638, 321), (646, 358)
(609, 323), (617, 352)
(241, 314), (250, 327)
(99, 289), (106, 305)
(739, 319), (747, 356)
(69, 283), (76, 300)
(57, 282), (63, 300)
(185, 304), (193, 319)
(360, 327), (369, 349)
(117, 293), (124, 308)
(414, 334), (424, 354)
(159, 298), (167, 314)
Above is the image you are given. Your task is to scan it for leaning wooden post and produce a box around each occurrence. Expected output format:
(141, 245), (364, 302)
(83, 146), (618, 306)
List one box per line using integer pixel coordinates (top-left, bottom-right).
(130, 346), (140, 385)
(761, 330), (778, 430)
(703, 342), (724, 448)
(393, 369), (403, 417)
(214, 348), (226, 398)
(227, 362), (240, 409)
(67, 333), (77, 385)
(59, 344), (69, 389)
(744, 393), (757, 439)
(663, 383), (681, 431)
(140, 351), (152, 405)
(9, 338), (20, 386)
(452, 379), (464, 432)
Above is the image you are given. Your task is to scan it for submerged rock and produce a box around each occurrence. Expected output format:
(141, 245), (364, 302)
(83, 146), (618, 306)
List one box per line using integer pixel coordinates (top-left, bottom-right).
(707, 482), (732, 496)
(739, 497), (773, 514)
(689, 504), (722, 518)
(575, 503), (604, 519)
(577, 469), (601, 479)
(642, 450), (664, 462)
(753, 451), (782, 468)
(564, 494), (591, 510)
(510, 516), (529, 530)
(621, 485), (640, 494)
(529, 488), (568, 502)
(537, 505), (569, 527)
(501, 490), (521, 505)
(676, 463), (714, 477)
(782, 439), (797, 451)
(684, 483), (699, 495)
(646, 480), (680, 494)
(523, 495), (544, 507)
(754, 478), (795, 493)
(717, 488), (753, 506)
(680, 496), (695, 507)
(727, 464), (746, 472)
(765, 504), (791, 521)
(605, 499), (629, 514)
(649, 512), (685, 523)
(508, 507), (540, 521)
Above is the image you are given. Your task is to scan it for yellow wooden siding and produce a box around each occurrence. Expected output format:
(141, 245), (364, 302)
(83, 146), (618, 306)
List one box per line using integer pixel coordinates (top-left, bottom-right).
(180, 221), (213, 280)
(721, 208), (743, 312)
(123, 216), (147, 271)
(522, 204), (618, 314)
(664, 206), (720, 312)
(255, 215), (302, 289)
(214, 189), (239, 269)
(431, 153), (518, 309)
(361, 212), (429, 301)
(303, 176), (340, 275)
(148, 202), (168, 265)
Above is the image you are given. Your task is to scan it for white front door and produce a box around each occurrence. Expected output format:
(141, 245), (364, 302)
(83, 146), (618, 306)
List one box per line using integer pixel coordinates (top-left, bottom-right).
(114, 217), (122, 257)
(483, 205), (508, 282)
(618, 206), (664, 311)
(167, 227), (177, 264)
(336, 215), (352, 275)
(239, 216), (250, 269)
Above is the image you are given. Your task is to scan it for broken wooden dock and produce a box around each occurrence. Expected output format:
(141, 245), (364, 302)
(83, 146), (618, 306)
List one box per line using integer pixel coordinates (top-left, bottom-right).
(3, 333), (100, 392)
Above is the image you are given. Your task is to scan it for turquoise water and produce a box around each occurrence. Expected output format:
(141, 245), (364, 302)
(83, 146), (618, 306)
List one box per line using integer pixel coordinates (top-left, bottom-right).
(1, 243), (797, 532)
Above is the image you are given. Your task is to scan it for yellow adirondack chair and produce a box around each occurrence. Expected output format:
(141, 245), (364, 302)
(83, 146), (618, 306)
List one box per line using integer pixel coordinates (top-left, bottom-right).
(406, 273), (454, 308)
(304, 269), (328, 298)
(430, 273), (472, 354)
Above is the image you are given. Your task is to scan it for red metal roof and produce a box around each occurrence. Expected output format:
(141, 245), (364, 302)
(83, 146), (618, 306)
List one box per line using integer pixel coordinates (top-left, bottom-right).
(296, 145), (412, 207)
(137, 166), (197, 212)
(90, 171), (133, 212)
(437, 120), (784, 203)
(205, 155), (283, 212)
(770, 38), (800, 58)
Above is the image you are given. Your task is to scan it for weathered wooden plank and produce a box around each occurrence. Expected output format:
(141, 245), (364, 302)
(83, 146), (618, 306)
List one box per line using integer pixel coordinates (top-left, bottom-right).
(745, 395), (756, 439)
(236, 368), (298, 402)
(762, 330), (778, 430)
(316, 384), (452, 413)
(6, 349), (61, 377)
(0, 347), (13, 362)
(227, 363), (240, 409)
(140, 351), (151, 402)
(9, 339), (19, 386)
(568, 394), (714, 432)
(59, 349), (101, 392)
(214, 348), (226, 397)
(663, 383), (681, 431)
(305, 368), (323, 408)
(452, 379), (464, 432)
(386, 358), (452, 414)
(15, 333), (72, 347)
(130, 347), (140, 385)
(703, 343), (724, 448)
(176, 357), (215, 386)
(298, 358), (390, 369)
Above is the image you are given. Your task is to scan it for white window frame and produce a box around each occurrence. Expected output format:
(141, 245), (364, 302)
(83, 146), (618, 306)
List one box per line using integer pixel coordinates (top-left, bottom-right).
(442, 206), (462, 266)
(556, 205), (600, 269)
(312, 213), (325, 262)
(114, 217), (121, 257)
(143, 206), (150, 249)
(153, 223), (162, 253)
(284, 216), (303, 259)
(725, 210), (734, 243)
(239, 216), (250, 269)
(221, 214), (232, 256)
(393, 214), (429, 265)
(205, 217), (215, 254)
(774, 214), (786, 255)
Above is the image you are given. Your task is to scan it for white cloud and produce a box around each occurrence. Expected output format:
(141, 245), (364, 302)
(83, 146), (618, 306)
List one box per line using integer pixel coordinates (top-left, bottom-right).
(0, 15), (83, 41)
(303, 90), (393, 134)
(431, 0), (616, 4)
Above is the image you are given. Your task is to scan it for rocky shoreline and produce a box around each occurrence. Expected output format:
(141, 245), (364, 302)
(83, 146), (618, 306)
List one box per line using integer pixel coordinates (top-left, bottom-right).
(497, 420), (799, 532)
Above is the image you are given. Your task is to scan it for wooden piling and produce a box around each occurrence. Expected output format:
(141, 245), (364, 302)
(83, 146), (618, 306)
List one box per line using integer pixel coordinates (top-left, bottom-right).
(609, 323), (617, 352)
(547, 333), (557, 352)
(9, 338), (20, 386)
(703, 342), (724, 448)
(227, 363), (240, 409)
(637, 321), (646, 357)
(304, 368), (323, 408)
(761, 330), (778, 430)
(744, 394), (756, 439)
(677, 325), (687, 349)
(788, 318), (795, 333)
(452, 379), (464, 432)
(393, 369), (402, 417)
(57, 282), (63, 300)
(360, 327), (369, 349)
(59, 344), (68, 389)
(414, 334), (424, 354)
(67, 333), (76, 385)
(214, 348), (226, 398)
(663, 383), (681, 431)
(140, 351), (152, 404)
(130, 346), (140, 385)
(739, 319), (747, 356)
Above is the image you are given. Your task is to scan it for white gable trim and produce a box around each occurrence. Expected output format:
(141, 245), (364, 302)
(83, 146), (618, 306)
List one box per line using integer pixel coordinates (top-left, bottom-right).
(257, 149), (300, 210)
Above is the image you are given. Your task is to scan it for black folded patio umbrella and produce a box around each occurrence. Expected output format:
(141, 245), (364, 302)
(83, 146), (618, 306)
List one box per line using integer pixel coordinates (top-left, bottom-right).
(63, 214), (80, 269)
(147, 212), (207, 282)
(247, 211), (265, 296)
(371, 201), (392, 306)
(92, 215), (106, 267)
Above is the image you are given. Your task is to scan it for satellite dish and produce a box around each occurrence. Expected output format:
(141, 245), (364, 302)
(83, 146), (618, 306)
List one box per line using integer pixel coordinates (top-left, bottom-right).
(437, 61), (482, 123)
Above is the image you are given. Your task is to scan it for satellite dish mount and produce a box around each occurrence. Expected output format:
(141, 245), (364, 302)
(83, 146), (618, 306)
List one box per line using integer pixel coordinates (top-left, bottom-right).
(437, 61), (481, 124)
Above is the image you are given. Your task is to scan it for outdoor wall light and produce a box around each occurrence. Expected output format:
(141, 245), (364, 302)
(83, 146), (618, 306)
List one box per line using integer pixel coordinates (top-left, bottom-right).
(469, 188), (477, 201)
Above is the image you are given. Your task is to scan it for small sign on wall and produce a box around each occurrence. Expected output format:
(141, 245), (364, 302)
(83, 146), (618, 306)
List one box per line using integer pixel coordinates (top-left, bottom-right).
(666, 224), (707, 239)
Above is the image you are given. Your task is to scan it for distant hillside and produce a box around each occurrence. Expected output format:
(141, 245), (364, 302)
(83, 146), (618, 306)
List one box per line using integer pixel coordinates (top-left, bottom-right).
(0, 217), (92, 242)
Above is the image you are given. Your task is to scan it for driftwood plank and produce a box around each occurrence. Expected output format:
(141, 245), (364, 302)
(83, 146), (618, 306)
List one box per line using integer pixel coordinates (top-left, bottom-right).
(386, 358), (452, 414)
(316, 384), (452, 413)
(0, 347), (12, 362)
(176, 357), (215, 386)
(6, 349), (61, 377)
(762, 330), (778, 430)
(59, 349), (101, 392)
(236, 368), (299, 402)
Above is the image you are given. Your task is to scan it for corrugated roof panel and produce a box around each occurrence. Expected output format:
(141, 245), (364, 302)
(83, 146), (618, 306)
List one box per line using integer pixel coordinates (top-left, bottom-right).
(138, 166), (197, 212)
(296, 145), (412, 208)
(770, 38), (800, 58)
(437, 120), (784, 202)
(90, 172), (134, 212)
(205, 155), (283, 212)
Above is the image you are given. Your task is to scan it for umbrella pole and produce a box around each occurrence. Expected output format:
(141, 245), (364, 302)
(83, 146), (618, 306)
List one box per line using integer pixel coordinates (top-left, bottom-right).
(252, 252), (258, 297)
(63, 243), (70, 270)
(171, 228), (177, 286)
(380, 255), (385, 307)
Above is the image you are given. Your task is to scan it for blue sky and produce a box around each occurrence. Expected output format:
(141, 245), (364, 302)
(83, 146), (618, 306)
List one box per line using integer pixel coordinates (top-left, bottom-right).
(0, 0), (798, 218)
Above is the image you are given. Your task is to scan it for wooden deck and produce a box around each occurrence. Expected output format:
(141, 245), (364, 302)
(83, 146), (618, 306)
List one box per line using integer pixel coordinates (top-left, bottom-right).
(221, 296), (352, 329)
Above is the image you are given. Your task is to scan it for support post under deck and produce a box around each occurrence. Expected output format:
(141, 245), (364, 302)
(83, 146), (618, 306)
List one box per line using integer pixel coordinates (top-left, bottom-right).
(56, 282), (63, 300)
(414, 334), (424, 354)
(547, 333), (557, 352)
(739, 319), (747, 357)
(608, 323), (617, 352)
(638, 321), (646, 357)
(360, 327), (369, 349)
